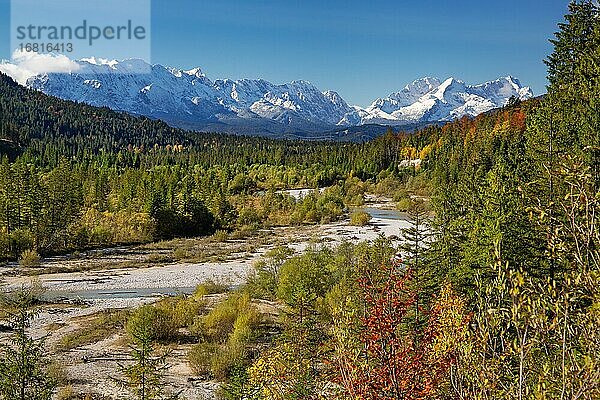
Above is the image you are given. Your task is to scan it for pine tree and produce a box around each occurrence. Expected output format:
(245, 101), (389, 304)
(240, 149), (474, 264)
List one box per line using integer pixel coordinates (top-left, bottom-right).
(114, 320), (179, 400)
(0, 287), (56, 400)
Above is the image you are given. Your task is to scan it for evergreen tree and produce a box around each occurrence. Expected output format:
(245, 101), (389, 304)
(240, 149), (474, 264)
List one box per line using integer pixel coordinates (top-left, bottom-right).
(526, 0), (600, 278)
(114, 318), (179, 400)
(0, 287), (56, 400)
(400, 198), (434, 327)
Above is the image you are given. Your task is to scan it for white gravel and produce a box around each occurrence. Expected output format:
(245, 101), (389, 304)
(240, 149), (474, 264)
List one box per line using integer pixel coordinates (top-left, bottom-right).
(6, 206), (410, 303)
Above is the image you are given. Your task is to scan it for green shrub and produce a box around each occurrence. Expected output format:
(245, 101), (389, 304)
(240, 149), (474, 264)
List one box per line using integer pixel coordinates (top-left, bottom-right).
(194, 280), (230, 296)
(277, 248), (335, 305)
(187, 291), (262, 381)
(127, 305), (178, 342)
(350, 211), (372, 226)
(190, 291), (261, 343)
(193, 293), (248, 342)
(248, 246), (294, 300)
(19, 249), (41, 268)
(289, 189), (345, 225)
(396, 197), (412, 212)
(304, 209), (319, 223)
(237, 207), (262, 227)
(188, 342), (219, 376)
(229, 306), (260, 344)
(316, 190), (345, 223)
(155, 296), (204, 328)
(209, 341), (245, 381)
(9, 229), (34, 257)
(346, 194), (365, 206)
(212, 230), (229, 242)
(392, 188), (410, 202)
(172, 246), (189, 260)
(374, 175), (403, 195)
(405, 174), (430, 196)
(188, 340), (246, 381)
(343, 176), (367, 204)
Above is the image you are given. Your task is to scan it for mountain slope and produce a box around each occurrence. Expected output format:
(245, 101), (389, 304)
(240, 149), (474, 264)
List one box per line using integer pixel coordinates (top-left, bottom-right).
(0, 70), (189, 150)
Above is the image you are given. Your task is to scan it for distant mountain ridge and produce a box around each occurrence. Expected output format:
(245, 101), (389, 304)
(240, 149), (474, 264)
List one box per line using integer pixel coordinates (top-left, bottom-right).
(24, 58), (533, 137)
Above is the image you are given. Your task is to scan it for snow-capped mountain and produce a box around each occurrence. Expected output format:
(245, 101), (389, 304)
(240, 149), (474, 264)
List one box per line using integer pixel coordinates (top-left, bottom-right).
(23, 58), (533, 136)
(25, 58), (355, 134)
(356, 76), (533, 125)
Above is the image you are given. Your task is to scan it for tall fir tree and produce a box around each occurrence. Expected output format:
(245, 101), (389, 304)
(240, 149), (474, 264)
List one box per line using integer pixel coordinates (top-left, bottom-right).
(526, 0), (600, 278)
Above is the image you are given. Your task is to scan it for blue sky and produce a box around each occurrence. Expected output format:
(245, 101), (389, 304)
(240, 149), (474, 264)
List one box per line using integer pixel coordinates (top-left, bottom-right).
(0, 0), (569, 106)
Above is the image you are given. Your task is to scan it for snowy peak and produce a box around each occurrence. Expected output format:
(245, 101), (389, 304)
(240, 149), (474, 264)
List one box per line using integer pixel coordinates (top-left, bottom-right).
(79, 57), (120, 69)
(183, 67), (205, 78)
(26, 57), (354, 131)
(366, 77), (442, 115)
(431, 77), (466, 100)
(358, 75), (533, 126)
(250, 80), (353, 125)
(323, 90), (347, 106)
(393, 77), (442, 104)
(471, 75), (533, 101)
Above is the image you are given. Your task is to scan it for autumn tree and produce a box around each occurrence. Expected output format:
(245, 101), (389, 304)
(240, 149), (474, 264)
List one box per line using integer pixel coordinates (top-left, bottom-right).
(338, 261), (460, 400)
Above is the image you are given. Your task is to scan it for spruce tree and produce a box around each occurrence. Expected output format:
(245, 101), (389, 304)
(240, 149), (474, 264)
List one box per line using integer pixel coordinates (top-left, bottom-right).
(400, 198), (435, 328)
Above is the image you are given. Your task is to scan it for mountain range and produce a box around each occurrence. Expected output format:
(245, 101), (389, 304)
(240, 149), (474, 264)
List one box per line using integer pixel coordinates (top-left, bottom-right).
(23, 58), (533, 138)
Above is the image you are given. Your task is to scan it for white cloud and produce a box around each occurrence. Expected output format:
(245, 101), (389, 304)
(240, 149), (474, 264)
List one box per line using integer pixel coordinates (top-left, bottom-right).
(0, 50), (80, 85)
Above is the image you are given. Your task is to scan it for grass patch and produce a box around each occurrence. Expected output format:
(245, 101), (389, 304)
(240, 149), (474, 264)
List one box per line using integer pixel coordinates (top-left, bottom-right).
(146, 252), (172, 263)
(212, 230), (229, 242)
(166, 233), (270, 264)
(127, 304), (179, 342)
(195, 280), (230, 296)
(396, 197), (412, 212)
(57, 309), (129, 351)
(45, 322), (66, 332)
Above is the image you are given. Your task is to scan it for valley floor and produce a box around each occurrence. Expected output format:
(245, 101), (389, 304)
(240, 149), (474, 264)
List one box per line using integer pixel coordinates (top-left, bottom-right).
(1, 196), (409, 399)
